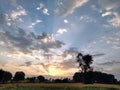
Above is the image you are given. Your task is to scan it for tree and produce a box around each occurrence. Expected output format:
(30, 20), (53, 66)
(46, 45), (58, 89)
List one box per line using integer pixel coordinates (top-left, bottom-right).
(26, 77), (36, 83)
(0, 69), (4, 83)
(3, 71), (12, 83)
(37, 75), (45, 83)
(0, 69), (12, 83)
(74, 53), (117, 84)
(13, 71), (25, 81)
(73, 72), (83, 82)
(76, 53), (93, 72)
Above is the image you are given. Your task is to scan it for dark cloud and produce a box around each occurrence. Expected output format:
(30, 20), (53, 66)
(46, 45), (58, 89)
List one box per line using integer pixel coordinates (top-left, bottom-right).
(25, 61), (32, 66)
(0, 13), (65, 54)
(97, 60), (120, 66)
(2, 27), (33, 53)
(37, 33), (65, 52)
(40, 40), (65, 52)
(0, 13), (10, 25)
(0, 25), (65, 54)
(60, 59), (77, 70)
(92, 53), (105, 57)
(0, 14), (6, 24)
(63, 47), (79, 57)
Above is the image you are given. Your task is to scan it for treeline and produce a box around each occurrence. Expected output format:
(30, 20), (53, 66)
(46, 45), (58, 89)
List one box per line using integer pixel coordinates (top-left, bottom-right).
(73, 71), (117, 84)
(0, 69), (71, 83)
(0, 69), (119, 84)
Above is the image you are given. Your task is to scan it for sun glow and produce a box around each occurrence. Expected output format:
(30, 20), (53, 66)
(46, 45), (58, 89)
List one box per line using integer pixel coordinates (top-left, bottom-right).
(48, 66), (64, 76)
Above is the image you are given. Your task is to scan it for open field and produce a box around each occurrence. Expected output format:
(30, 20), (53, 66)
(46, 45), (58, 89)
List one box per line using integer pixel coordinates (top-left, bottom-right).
(0, 83), (120, 90)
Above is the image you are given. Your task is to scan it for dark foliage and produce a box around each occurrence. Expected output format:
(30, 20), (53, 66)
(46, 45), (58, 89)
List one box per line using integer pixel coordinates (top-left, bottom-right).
(76, 53), (93, 72)
(62, 78), (70, 83)
(0, 69), (12, 83)
(53, 79), (62, 83)
(26, 77), (36, 83)
(73, 71), (117, 84)
(13, 71), (25, 81)
(37, 75), (45, 83)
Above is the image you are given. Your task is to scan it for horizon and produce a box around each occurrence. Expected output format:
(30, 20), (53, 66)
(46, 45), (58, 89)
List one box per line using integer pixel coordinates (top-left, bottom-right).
(0, 0), (120, 80)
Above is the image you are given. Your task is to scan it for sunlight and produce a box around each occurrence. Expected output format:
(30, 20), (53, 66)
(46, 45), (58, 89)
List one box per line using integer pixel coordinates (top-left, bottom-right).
(48, 66), (63, 76)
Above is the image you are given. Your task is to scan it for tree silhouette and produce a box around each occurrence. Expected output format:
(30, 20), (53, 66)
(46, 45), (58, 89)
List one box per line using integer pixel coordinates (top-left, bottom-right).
(37, 75), (45, 83)
(26, 77), (36, 83)
(13, 71), (25, 81)
(76, 53), (93, 72)
(0, 69), (12, 83)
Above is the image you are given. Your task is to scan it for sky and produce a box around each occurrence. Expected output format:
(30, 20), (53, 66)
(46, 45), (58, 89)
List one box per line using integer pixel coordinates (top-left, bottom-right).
(0, 0), (120, 80)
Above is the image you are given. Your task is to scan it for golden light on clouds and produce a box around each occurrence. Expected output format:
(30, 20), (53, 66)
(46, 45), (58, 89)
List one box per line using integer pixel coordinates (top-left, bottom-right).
(48, 66), (64, 76)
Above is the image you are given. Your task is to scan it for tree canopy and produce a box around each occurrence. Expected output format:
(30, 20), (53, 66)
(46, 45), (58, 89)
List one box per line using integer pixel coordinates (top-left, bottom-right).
(76, 53), (93, 72)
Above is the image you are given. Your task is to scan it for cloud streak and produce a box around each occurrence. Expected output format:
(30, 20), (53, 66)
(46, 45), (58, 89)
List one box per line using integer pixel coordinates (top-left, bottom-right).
(55, 0), (89, 16)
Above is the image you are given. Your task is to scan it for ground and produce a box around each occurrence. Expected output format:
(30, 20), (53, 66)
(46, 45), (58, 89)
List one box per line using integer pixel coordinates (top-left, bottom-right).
(0, 83), (120, 90)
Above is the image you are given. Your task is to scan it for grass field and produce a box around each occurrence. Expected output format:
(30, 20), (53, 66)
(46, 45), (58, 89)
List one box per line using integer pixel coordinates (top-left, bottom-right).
(0, 83), (120, 90)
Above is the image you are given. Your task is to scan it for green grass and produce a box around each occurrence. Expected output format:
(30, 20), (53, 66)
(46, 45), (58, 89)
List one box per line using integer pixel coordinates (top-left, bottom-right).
(0, 83), (120, 90)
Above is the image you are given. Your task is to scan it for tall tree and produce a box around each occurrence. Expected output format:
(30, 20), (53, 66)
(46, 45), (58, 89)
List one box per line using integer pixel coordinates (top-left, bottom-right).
(76, 53), (93, 72)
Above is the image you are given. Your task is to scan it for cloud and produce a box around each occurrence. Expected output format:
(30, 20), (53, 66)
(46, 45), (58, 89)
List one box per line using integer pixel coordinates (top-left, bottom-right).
(43, 8), (50, 15)
(40, 40), (65, 52)
(55, 0), (89, 16)
(64, 19), (68, 23)
(2, 27), (33, 53)
(99, 0), (120, 11)
(60, 59), (77, 70)
(108, 12), (120, 28)
(28, 19), (42, 28)
(102, 11), (112, 17)
(80, 15), (96, 23)
(90, 5), (102, 13)
(0, 13), (12, 26)
(57, 28), (67, 35)
(11, 6), (27, 22)
(36, 3), (49, 15)
(113, 46), (120, 49)
(25, 61), (32, 66)
(36, 33), (65, 52)
(36, 3), (44, 10)
(97, 60), (120, 66)
(63, 47), (79, 57)
(0, 20), (65, 54)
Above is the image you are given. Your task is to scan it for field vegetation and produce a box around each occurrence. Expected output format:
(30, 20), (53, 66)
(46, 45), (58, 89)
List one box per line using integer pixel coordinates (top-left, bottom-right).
(0, 83), (120, 90)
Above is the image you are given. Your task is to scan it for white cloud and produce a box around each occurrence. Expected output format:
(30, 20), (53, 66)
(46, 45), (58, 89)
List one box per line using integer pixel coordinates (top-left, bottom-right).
(108, 12), (120, 28)
(28, 19), (42, 28)
(11, 6), (27, 22)
(99, 0), (120, 11)
(36, 19), (42, 23)
(55, 0), (89, 16)
(57, 28), (67, 35)
(64, 19), (68, 23)
(43, 8), (50, 15)
(36, 7), (40, 10)
(102, 11), (112, 17)
(36, 3), (44, 10)
(90, 5), (102, 13)
(80, 15), (96, 23)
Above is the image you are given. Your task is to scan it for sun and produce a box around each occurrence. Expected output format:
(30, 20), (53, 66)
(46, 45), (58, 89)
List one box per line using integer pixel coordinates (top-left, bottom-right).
(48, 66), (63, 76)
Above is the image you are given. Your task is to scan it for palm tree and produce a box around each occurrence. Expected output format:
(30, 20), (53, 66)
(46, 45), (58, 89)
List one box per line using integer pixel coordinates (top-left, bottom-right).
(76, 53), (93, 73)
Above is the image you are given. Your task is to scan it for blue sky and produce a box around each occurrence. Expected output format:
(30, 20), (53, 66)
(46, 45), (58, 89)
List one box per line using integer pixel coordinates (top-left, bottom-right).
(0, 0), (120, 80)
